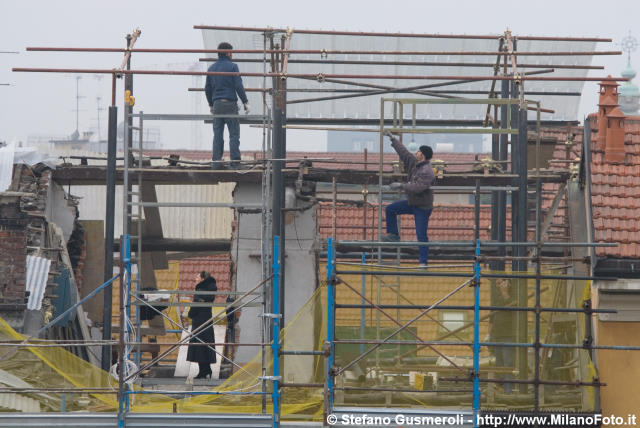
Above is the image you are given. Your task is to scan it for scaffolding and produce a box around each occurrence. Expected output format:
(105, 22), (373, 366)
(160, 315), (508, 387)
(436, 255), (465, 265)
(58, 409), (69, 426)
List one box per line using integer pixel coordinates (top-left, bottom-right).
(5, 25), (640, 428)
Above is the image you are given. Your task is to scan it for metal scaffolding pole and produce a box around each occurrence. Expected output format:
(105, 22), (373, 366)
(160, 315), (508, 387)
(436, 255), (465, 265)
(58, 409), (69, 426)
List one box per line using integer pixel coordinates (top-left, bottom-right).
(325, 238), (336, 423)
(271, 236), (281, 428)
(101, 104), (118, 371)
(25, 47), (622, 55)
(472, 187), (481, 428)
(194, 25), (613, 42)
(12, 67), (628, 82)
(205, 57), (605, 70)
(271, 39), (287, 328)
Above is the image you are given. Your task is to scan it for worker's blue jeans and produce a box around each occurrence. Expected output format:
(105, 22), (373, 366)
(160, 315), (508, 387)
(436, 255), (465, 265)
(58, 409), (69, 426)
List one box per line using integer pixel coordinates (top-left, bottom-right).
(212, 100), (240, 161)
(385, 200), (433, 264)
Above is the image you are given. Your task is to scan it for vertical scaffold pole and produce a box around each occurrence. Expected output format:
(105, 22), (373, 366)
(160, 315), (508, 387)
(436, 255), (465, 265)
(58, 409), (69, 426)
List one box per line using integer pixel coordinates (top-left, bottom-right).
(360, 252), (366, 355)
(118, 234), (131, 428)
(473, 238), (482, 428)
(272, 236), (281, 428)
(102, 104), (118, 372)
(473, 179), (481, 428)
(326, 238), (336, 414)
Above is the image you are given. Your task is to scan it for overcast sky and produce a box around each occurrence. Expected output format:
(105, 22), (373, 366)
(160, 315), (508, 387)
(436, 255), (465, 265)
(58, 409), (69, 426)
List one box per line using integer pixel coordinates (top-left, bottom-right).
(1, 0), (638, 152)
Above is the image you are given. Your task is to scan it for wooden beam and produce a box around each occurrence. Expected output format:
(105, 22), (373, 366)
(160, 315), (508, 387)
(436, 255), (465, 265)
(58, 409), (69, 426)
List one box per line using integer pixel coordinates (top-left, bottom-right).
(113, 238), (231, 252)
(53, 164), (570, 187)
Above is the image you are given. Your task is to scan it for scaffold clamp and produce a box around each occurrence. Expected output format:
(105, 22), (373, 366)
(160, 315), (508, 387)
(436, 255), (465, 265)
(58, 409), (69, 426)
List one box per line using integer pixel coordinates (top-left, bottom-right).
(260, 313), (282, 319)
(260, 376), (282, 382)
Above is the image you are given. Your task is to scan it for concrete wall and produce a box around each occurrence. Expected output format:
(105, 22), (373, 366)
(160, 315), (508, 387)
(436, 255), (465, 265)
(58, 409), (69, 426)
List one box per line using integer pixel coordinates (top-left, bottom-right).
(593, 279), (640, 415)
(231, 183), (319, 382)
(79, 220), (105, 324)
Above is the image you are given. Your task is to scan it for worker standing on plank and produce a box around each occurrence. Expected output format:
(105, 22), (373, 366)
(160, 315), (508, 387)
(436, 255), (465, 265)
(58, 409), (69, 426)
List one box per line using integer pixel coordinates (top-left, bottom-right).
(205, 42), (249, 169)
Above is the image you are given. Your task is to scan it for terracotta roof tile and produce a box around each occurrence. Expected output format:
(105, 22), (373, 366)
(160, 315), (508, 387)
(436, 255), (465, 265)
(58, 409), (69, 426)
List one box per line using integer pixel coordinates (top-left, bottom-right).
(318, 203), (508, 246)
(177, 255), (231, 302)
(589, 117), (640, 258)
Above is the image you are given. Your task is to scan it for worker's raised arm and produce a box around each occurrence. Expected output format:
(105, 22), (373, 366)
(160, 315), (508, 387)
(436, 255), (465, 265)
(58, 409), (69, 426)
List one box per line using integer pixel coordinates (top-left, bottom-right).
(386, 132), (416, 171)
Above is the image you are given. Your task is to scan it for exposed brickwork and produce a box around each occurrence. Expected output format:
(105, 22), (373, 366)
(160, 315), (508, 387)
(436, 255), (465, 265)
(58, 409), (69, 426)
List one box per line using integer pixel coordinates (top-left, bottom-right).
(0, 227), (27, 306)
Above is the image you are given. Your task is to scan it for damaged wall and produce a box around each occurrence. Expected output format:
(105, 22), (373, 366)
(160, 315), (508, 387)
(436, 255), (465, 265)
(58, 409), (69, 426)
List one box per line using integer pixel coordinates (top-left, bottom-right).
(0, 227), (27, 328)
(231, 183), (319, 381)
(0, 164), (92, 357)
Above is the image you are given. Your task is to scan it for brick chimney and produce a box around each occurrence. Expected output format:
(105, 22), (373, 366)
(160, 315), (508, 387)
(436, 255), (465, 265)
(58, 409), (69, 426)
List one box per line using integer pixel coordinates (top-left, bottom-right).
(596, 76), (626, 163)
(604, 106), (626, 163)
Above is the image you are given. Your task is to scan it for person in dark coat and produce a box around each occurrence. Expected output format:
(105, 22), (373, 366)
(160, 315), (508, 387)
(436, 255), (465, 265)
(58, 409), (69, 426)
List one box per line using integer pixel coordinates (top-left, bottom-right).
(186, 271), (217, 379)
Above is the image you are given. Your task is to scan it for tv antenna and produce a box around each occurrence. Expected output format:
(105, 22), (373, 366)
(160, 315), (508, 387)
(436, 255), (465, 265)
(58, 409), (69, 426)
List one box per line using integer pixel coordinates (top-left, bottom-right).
(621, 31), (638, 64)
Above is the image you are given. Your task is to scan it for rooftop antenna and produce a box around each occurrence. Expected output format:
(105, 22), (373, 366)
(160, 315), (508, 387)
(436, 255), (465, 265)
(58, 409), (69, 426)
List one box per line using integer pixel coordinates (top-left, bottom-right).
(93, 74), (105, 141)
(1, 51), (19, 85)
(95, 96), (104, 141)
(621, 31), (637, 65)
(70, 76), (86, 138)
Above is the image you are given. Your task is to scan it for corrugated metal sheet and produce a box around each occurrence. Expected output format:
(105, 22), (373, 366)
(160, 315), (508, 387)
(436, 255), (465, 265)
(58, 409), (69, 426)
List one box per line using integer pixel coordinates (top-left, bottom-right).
(53, 150), (235, 240)
(0, 394), (40, 413)
(0, 369), (47, 413)
(25, 255), (51, 311)
(157, 183), (234, 239)
(70, 183), (234, 239)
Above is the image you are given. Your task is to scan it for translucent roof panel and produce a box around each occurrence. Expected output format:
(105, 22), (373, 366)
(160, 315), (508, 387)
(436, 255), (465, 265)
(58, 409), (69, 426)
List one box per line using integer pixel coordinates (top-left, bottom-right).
(202, 31), (596, 121)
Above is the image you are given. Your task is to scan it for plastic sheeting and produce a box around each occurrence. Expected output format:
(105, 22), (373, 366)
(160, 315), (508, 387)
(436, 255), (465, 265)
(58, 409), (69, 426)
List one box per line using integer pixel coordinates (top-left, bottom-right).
(201, 31), (595, 121)
(51, 268), (75, 326)
(0, 142), (14, 192)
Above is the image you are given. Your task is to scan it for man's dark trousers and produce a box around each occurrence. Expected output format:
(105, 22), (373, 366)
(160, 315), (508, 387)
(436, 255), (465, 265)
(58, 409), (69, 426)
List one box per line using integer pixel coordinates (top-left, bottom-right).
(213, 100), (240, 161)
(385, 200), (433, 264)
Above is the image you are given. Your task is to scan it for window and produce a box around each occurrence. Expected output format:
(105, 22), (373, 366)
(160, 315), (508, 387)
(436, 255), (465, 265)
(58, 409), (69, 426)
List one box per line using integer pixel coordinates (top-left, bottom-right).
(438, 310), (469, 339)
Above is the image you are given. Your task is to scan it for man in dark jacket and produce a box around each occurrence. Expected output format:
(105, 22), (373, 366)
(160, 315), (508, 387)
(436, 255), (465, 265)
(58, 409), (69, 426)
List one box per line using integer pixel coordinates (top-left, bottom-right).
(205, 42), (249, 169)
(383, 132), (436, 266)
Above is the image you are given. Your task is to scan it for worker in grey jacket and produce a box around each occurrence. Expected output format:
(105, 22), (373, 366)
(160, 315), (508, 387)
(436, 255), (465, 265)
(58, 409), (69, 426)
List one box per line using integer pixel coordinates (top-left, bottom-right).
(383, 132), (436, 266)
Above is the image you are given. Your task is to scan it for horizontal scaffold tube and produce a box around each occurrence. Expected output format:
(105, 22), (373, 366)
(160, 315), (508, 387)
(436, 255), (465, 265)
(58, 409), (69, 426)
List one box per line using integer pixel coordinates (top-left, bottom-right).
(335, 304), (615, 313)
(334, 270), (616, 281)
(193, 25), (612, 42)
(12, 67), (628, 82)
(336, 240), (617, 248)
(26, 47), (620, 55)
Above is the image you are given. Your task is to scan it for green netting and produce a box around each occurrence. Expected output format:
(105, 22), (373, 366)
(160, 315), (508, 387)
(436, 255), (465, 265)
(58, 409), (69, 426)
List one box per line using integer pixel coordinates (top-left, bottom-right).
(329, 263), (597, 411)
(0, 286), (327, 418)
(0, 263), (596, 417)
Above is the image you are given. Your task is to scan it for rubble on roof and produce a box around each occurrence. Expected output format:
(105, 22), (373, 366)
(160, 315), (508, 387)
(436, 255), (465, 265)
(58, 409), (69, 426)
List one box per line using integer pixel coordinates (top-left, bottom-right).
(0, 163), (92, 361)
